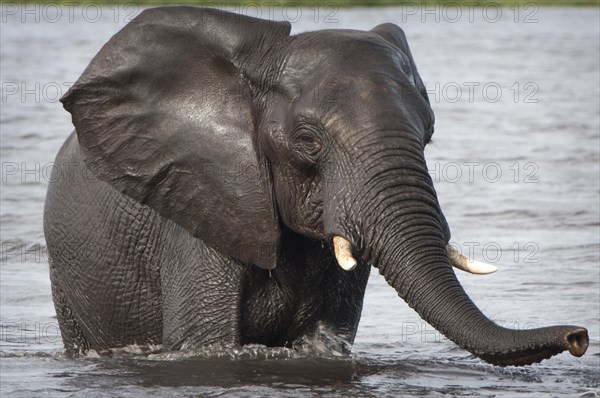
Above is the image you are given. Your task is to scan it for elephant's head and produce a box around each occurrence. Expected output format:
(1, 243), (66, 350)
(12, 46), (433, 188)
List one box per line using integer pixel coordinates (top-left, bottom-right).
(61, 7), (588, 366)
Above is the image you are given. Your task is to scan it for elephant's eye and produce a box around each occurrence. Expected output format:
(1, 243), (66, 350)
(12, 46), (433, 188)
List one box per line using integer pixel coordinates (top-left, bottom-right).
(296, 131), (321, 150)
(293, 127), (324, 165)
(298, 133), (317, 145)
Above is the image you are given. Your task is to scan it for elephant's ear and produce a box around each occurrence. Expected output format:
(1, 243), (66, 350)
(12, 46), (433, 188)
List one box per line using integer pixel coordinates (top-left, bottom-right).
(371, 23), (430, 105)
(61, 7), (291, 269)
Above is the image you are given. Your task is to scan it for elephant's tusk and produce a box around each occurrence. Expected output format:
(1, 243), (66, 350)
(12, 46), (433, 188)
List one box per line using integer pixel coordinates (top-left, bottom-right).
(333, 236), (357, 271)
(447, 245), (497, 275)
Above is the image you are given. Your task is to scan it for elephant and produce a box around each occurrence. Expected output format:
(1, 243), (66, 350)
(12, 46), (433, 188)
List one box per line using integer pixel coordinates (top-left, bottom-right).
(44, 7), (588, 366)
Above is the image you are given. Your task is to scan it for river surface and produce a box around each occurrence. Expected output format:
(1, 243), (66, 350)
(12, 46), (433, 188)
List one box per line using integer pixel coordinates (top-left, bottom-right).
(1, 5), (599, 397)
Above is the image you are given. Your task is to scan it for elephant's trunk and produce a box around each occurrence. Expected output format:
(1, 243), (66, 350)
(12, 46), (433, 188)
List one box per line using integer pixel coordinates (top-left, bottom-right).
(374, 233), (587, 366)
(340, 162), (588, 366)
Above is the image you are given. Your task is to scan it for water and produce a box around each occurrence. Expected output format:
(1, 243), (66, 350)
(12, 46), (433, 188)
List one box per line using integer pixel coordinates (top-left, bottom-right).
(1, 5), (599, 397)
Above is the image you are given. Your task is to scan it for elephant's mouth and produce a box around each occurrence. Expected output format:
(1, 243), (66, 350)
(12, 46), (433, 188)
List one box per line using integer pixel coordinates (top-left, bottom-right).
(332, 235), (496, 275)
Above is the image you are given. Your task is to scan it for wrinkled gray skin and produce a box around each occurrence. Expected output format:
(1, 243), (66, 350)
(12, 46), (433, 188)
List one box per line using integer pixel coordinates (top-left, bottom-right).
(44, 7), (588, 366)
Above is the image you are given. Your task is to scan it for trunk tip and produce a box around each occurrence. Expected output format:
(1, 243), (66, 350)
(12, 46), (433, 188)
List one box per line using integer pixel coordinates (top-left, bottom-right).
(565, 328), (589, 357)
(470, 325), (590, 367)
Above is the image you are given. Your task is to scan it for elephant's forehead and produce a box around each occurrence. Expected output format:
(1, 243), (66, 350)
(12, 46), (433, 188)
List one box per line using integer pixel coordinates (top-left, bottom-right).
(278, 31), (431, 134)
(290, 75), (428, 139)
(285, 30), (411, 77)
(279, 34), (415, 102)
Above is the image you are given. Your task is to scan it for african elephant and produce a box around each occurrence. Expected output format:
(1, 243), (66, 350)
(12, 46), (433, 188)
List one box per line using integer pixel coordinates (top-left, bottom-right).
(44, 7), (588, 366)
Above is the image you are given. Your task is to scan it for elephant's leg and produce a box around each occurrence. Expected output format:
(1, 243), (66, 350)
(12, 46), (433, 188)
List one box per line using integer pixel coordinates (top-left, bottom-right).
(317, 260), (371, 354)
(49, 257), (90, 354)
(45, 134), (163, 352)
(159, 225), (245, 351)
(289, 241), (371, 354)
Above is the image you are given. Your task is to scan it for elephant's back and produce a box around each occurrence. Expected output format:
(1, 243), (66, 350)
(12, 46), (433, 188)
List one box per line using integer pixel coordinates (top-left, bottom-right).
(44, 132), (163, 350)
